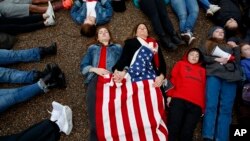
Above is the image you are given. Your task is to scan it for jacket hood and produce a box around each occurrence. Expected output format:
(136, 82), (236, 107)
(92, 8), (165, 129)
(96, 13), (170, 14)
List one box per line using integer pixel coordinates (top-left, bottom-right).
(181, 48), (203, 65)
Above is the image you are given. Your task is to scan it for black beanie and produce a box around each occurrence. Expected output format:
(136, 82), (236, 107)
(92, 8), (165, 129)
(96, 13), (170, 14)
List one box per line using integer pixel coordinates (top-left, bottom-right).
(112, 0), (126, 12)
(207, 26), (224, 39)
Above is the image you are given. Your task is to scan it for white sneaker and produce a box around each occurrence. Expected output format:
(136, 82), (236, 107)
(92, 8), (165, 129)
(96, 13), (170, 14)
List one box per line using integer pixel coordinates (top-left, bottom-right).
(45, 1), (55, 19)
(44, 15), (56, 26)
(188, 36), (196, 45)
(209, 4), (221, 14)
(56, 106), (73, 135)
(206, 9), (214, 16)
(50, 101), (64, 122)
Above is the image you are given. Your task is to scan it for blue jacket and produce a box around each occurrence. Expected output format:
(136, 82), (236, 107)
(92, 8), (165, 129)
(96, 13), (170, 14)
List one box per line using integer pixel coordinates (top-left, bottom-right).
(80, 43), (122, 84)
(70, 0), (113, 25)
(241, 58), (250, 82)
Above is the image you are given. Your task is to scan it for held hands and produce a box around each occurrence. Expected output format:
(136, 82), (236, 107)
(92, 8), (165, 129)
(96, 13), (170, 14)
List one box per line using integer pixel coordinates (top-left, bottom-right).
(153, 74), (164, 87)
(166, 97), (172, 107)
(113, 69), (126, 83)
(215, 57), (228, 65)
(89, 67), (110, 76)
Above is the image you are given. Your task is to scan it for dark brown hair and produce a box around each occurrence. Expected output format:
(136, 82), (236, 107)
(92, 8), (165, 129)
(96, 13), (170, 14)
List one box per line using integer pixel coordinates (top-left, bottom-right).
(129, 23), (150, 39)
(204, 38), (227, 55)
(80, 23), (96, 37)
(86, 26), (114, 46)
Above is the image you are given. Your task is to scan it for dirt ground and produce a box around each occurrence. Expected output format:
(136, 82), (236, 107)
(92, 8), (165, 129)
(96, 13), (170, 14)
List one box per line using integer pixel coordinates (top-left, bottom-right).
(0, 1), (222, 141)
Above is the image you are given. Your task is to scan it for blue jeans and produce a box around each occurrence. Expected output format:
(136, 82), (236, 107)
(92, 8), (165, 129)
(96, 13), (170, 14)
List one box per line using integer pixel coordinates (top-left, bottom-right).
(0, 67), (36, 84)
(0, 48), (40, 65)
(202, 76), (237, 141)
(0, 82), (44, 113)
(171, 0), (199, 33)
(198, 0), (210, 9)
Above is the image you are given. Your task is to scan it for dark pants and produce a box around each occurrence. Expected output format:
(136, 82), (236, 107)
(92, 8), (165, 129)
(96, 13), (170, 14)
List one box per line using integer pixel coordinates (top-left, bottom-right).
(167, 98), (202, 141)
(139, 0), (175, 37)
(86, 76), (98, 141)
(0, 119), (60, 141)
(0, 15), (45, 35)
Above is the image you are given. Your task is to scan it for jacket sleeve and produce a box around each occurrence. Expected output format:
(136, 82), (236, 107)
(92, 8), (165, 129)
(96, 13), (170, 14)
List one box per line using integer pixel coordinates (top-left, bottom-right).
(70, 0), (85, 24)
(98, 0), (113, 25)
(80, 46), (93, 76)
(157, 46), (167, 77)
(167, 62), (180, 97)
(112, 40), (135, 72)
(199, 45), (217, 64)
(232, 46), (241, 63)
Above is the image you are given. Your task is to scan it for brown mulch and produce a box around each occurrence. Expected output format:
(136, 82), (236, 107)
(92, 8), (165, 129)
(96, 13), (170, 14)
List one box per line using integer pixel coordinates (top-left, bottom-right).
(0, 1), (223, 141)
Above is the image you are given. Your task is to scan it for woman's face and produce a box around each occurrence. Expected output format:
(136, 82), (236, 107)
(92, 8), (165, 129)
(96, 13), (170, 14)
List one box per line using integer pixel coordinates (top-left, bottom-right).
(97, 28), (110, 44)
(136, 24), (148, 39)
(241, 44), (250, 58)
(187, 51), (200, 64)
(212, 28), (225, 40)
(225, 18), (238, 30)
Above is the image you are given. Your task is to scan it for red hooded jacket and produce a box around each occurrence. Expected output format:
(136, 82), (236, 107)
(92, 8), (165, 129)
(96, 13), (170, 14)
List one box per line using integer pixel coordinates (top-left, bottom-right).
(168, 48), (206, 112)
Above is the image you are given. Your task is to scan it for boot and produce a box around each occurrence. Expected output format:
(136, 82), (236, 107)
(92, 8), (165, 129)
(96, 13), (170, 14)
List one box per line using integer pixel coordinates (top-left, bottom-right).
(33, 63), (61, 82)
(39, 42), (57, 58)
(159, 36), (178, 51)
(171, 32), (186, 46)
(41, 64), (66, 89)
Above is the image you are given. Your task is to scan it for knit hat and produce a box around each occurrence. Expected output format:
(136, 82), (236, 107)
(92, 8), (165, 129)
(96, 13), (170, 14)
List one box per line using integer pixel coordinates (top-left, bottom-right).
(0, 33), (16, 50)
(207, 26), (224, 39)
(112, 0), (126, 12)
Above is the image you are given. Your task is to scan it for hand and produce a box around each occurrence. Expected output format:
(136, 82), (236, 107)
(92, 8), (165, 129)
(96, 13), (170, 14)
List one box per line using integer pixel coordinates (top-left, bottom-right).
(89, 67), (110, 76)
(167, 97), (172, 107)
(215, 57), (228, 65)
(113, 70), (126, 83)
(227, 41), (237, 48)
(153, 74), (164, 87)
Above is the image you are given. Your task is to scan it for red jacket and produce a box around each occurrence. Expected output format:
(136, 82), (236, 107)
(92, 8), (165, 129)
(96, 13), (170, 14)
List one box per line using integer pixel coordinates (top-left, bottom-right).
(168, 50), (206, 111)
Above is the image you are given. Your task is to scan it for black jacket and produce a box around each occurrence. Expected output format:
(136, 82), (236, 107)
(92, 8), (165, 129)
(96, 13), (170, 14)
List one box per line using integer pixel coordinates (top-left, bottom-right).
(112, 38), (167, 77)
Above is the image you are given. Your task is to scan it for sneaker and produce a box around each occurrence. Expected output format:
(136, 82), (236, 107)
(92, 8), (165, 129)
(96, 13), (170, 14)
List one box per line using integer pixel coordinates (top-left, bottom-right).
(46, 1), (55, 18)
(206, 9), (214, 16)
(50, 101), (64, 121)
(208, 4), (221, 14)
(181, 31), (196, 45)
(56, 106), (73, 135)
(39, 42), (57, 58)
(44, 15), (56, 26)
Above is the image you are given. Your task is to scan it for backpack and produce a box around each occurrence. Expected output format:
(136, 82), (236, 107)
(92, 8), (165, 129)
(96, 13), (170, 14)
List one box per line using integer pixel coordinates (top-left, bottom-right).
(242, 83), (250, 106)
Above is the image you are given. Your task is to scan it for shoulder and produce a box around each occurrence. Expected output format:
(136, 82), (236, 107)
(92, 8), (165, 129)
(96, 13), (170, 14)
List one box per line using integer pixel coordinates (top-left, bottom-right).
(87, 44), (100, 50)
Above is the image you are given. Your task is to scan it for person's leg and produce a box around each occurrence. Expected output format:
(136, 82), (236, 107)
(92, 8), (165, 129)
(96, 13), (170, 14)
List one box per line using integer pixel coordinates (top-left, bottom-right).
(0, 43), (57, 65)
(202, 76), (221, 140)
(167, 98), (186, 141)
(0, 119), (60, 141)
(215, 81), (237, 141)
(170, 0), (187, 33)
(31, 0), (49, 4)
(198, 0), (210, 9)
(0, 67), (37, 84)
(0, 48), (40, 65)
(86, 76), (98, 141)
(184, 0), (199, 33)
(0, 15), (44, 25)
(0, 22), (45, 35)
(179, 102), (202, 141)
(0, 82), (44, 113)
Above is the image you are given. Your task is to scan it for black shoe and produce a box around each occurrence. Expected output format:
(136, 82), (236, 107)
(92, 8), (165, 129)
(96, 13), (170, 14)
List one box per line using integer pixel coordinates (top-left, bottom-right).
(171, 32), (186, 46)
(159, 36), (178, 51)
(39, 42), (57, 58)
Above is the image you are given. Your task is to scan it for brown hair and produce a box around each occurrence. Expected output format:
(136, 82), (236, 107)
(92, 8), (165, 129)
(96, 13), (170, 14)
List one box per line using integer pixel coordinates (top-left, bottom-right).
(80, 23), (96, 37)
(129, 23), (150, 39)
(86, 26), (115, 46)
(239, 42), (250, 58)
(204, 38), (227, 55)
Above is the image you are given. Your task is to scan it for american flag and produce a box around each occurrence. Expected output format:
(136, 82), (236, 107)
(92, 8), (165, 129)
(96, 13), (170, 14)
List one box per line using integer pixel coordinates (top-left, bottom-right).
(95, 46), (168, 141)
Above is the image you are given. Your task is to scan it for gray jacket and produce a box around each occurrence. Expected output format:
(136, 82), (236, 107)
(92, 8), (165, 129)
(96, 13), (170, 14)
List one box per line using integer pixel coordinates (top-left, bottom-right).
(199, 43), (243, 82)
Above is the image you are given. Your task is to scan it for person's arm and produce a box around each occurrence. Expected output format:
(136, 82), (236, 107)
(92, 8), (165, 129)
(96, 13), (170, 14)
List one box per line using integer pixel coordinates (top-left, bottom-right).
(199, 45), (217, 64)
(70, 0), (85, 24)
(157, 46), (167, 77)
(80, 46), (93, 76)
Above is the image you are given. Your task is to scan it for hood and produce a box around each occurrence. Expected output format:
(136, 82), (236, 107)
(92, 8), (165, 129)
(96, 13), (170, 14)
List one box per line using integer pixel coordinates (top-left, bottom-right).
(181, 48), (203, 65)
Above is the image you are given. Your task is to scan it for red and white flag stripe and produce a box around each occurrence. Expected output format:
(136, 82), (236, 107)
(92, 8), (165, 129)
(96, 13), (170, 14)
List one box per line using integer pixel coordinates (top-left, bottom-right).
(95, 77), (168, 141)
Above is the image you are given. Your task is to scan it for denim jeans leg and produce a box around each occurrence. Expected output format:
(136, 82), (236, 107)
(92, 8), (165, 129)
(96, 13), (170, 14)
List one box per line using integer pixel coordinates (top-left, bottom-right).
(0, 67), (35, 84)
(198, 0), (210, 9)
(216, 81), (237, 141)
(171, 0), (187, 33)
(184, 0), (199, 32)
(0, 83), (43, 113)
(0, 48), (40, 65)
(202, 76), (221, 139)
